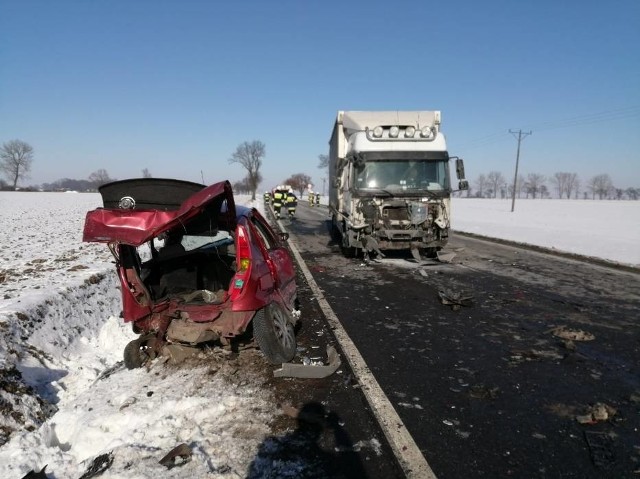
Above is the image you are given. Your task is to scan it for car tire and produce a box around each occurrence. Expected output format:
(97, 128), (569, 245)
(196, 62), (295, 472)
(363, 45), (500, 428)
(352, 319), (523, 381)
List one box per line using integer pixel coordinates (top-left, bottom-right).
(123, 337), (151, 369)
(253, 304), (297, 364)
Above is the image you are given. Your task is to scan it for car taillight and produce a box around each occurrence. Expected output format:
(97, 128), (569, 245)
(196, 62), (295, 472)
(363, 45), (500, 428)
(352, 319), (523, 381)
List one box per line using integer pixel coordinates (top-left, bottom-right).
(231, 225), (252, 299)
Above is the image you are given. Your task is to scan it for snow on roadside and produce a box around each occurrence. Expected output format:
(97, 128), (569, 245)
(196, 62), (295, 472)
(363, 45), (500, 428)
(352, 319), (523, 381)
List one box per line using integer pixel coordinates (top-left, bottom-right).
(0, 191), (280, 478)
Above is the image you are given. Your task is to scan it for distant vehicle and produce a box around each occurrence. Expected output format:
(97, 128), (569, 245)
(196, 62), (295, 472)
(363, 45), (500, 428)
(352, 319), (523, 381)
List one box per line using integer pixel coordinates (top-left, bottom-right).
(329, 111), (468, 260)
(83, 178), (300, 368)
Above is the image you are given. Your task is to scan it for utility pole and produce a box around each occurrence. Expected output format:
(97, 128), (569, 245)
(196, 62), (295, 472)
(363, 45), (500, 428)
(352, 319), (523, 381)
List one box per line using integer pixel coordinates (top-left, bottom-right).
(322, 177), (326, 196)
(509, 129), (532, 212)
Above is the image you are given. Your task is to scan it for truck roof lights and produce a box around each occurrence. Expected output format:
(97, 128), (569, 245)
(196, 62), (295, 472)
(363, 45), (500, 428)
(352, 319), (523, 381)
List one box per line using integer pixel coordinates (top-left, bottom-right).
(389, 126), (400, 138)
(421, 126), (434, 139)
(405, 126), (416, 138)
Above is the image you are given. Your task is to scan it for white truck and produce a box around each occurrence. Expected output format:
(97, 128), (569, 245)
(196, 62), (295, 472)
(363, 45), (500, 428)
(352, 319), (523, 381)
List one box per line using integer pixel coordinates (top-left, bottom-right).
(328, 110), (468, 260)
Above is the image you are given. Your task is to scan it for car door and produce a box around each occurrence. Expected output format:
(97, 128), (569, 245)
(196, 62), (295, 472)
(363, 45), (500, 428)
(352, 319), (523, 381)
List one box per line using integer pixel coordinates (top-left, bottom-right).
(248, 211), (296, 305)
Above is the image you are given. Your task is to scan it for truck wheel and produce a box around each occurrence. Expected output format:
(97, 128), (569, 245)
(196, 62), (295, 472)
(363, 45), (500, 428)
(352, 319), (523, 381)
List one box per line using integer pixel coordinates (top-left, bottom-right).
(123, 337), (151, 369)
(330, 215), (341, 242)
(340, 226), (357, 258)
(253, 304), (296, 364)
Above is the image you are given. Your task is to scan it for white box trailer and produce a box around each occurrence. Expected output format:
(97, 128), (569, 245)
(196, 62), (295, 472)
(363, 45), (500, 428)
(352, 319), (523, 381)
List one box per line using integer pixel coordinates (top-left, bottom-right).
(328, 110), (468, 259)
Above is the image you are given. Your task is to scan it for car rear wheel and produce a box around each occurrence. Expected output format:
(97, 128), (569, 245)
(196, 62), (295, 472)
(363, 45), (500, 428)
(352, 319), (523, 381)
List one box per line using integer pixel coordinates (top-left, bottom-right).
(253, 304), (296, 364)
(123, 336), (153, 369)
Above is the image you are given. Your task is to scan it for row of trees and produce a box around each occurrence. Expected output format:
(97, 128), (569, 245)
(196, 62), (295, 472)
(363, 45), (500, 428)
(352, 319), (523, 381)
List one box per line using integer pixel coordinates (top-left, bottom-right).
(470, 171), (639, 200)
(6, 137), (635, 201)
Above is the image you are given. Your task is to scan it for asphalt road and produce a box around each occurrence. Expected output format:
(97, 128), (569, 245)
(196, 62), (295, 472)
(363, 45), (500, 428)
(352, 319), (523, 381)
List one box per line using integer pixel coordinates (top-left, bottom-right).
(279, 200), (640, 479)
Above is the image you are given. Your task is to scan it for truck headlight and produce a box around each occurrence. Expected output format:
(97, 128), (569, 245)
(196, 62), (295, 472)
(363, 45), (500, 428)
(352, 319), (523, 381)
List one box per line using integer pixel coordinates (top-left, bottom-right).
(373, 126), (383, 138)
(389, 126), (399, 138)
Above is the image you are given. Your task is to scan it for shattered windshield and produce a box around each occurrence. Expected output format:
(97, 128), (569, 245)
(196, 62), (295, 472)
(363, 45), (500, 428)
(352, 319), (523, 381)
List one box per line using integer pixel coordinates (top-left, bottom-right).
(354, 158), (450, 192)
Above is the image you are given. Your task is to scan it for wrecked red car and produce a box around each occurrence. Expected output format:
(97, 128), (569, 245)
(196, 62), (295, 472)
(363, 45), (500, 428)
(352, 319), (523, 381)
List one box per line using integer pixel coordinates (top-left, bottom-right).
(83, 178), (300, 368)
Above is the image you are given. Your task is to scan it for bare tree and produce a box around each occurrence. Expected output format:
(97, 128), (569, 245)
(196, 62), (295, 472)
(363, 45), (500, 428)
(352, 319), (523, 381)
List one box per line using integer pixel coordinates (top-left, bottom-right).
(551, 172), (568, 199)
(475, 174), (487, 198)
(524, 173), (546, 199)
(284, 173), (312, 196)
(566, 173), (579, 199)
(318, 154), (329, 169)
(232, 178), (251, 194)
(540, 184), (549, 199)
(487, 171), (505, 198)
(229, 140), (265, 200)
(588, 174), (613, 200)
(142, 168), (152, 178)
(625, 187), (639, 200)
(0, 139), (34, 189)
(88, 169), (114, 188)
(508, 174), (526, 198)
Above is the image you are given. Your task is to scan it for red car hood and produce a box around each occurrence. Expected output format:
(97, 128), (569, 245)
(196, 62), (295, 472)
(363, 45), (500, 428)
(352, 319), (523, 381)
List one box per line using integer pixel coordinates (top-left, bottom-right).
(83, 179), (236, 246)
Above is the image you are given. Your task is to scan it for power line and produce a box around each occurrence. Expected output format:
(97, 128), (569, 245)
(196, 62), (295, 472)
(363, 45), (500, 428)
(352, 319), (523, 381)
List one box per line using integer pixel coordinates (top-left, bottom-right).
(459, 105), (640, 151)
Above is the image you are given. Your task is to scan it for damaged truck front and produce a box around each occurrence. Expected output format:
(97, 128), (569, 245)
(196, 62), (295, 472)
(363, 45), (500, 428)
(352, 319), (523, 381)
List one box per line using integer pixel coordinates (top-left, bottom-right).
(329, 110), (468, 259)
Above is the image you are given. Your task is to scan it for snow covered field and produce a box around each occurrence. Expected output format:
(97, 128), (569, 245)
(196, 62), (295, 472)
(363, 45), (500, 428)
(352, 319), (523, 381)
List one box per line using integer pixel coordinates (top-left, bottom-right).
(0, 191), (637, 478)
(451, 198), (640, 267)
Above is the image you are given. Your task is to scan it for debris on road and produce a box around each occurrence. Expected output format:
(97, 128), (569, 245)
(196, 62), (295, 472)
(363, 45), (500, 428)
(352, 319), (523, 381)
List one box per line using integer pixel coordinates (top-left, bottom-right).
(469, 385), (500, 399)
(551, 326), (595, 341)
(438, 289), (473, 311)
(274, 345), (341, 378)
(436, 251), (456, 263)
(576, 402), (617, 424)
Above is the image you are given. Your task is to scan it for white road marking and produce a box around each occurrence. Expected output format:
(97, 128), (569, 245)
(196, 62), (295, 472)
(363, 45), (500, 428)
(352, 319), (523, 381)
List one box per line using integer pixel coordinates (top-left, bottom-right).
(278, 217), (438, 479)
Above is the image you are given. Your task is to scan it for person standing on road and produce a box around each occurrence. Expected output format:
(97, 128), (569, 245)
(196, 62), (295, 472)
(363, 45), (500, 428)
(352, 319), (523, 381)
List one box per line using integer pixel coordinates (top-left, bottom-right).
(308, 189), (315, 207)
(286, 190), (298, 219)
(273, 187), (284, 218)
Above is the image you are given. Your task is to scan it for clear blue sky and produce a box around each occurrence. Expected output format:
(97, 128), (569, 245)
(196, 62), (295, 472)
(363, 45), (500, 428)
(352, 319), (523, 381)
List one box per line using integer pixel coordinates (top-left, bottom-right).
(1, 0), (639, 192)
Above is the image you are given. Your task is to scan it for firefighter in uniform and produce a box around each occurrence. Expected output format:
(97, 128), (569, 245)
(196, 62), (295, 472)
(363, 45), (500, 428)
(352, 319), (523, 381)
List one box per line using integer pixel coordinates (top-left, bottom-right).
(308, 190), (315, 207)
(263, 191), (271, 205)
(286, 190), (298, 219)
(314, 192), (321, 207)
(272, 188), (284, 218)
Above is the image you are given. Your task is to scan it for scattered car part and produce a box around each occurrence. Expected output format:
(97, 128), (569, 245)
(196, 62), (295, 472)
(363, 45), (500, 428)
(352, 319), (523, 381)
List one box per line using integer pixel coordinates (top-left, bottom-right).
(274, 345), (341, 378)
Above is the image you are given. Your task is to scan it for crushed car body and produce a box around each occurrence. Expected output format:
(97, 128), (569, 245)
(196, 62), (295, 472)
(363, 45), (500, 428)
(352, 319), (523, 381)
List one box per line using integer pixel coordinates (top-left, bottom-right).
(83, 178), (300, 368)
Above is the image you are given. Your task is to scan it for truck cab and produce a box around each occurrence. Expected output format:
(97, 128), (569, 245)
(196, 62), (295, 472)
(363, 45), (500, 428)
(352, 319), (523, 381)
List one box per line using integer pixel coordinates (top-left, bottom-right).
(329, 111), (468, 259)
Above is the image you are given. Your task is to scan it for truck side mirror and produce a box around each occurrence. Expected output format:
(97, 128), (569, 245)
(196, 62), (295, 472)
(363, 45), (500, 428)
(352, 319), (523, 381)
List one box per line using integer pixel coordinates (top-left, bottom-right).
(455, 158), (466, 180)
(458, 180), (469, 191)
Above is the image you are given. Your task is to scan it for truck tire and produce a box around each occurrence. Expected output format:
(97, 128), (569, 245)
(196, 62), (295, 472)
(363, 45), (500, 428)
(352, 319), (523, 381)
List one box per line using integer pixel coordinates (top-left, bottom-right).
(340, 223), (357, 258)
(253, 304), (296, 364)
(329, 215), (341, 243)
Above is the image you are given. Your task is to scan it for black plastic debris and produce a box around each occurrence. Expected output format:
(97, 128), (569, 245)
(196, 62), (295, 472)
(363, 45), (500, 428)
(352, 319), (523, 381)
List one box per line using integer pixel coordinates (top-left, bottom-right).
(79, 453), (113, 479)
(21, 465), (47, 479)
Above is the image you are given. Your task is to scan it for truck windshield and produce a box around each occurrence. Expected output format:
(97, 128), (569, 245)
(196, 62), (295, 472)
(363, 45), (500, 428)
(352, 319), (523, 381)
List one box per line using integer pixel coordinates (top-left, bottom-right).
(354, 159), (450, 192)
